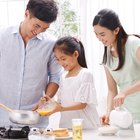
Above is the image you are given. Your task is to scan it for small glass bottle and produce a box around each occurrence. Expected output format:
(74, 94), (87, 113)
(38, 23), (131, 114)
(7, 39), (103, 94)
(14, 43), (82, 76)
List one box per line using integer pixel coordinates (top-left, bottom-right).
(72, 118), (83, 140)
(28, 128), (42, 140)
(42, 128), (55, 140)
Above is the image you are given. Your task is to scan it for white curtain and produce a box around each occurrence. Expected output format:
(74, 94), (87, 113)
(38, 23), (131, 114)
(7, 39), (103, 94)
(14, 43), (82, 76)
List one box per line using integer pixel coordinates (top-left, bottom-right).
(79, 0), (140, 115)
(0, 0), (27, 26)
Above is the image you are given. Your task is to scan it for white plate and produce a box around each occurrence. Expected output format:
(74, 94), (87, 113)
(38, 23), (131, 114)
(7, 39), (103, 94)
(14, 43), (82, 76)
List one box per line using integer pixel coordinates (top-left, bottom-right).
(55, 132), (72, 139)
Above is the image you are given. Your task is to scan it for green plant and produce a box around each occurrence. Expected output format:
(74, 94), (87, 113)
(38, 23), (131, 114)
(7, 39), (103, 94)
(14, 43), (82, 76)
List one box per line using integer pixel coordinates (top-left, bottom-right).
(48, 0), (79, 38)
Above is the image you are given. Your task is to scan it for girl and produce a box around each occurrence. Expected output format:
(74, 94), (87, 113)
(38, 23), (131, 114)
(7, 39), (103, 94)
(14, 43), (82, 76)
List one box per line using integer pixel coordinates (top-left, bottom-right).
(93, 9), (140, 125)
(51, 36), (100, 129)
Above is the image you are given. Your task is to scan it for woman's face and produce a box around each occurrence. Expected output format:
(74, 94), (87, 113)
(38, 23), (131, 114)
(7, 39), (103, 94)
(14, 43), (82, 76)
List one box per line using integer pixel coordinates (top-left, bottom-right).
(94, 25), (118, 47)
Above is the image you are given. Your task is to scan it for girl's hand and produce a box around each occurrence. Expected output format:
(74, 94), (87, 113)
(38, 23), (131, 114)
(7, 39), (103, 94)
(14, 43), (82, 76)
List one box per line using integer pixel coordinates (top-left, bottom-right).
(41, 101), (62, 116)
(32, 97), (46, 111)
(113, 93), (126, 107)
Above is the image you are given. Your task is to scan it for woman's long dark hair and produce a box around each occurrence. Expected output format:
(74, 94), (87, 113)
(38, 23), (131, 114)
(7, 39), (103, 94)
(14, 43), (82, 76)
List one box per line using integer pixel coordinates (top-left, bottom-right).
(54, 36), (87, 68)
(93, 9), (128, 71)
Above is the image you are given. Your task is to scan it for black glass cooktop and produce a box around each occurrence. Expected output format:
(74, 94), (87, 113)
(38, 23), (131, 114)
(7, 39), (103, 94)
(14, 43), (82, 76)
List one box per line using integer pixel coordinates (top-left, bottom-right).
(0, 126), (30, 139)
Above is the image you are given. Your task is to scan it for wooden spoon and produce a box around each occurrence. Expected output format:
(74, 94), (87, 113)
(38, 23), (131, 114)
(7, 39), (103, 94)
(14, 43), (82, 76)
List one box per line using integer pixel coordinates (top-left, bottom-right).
(0, 103), (14, 112)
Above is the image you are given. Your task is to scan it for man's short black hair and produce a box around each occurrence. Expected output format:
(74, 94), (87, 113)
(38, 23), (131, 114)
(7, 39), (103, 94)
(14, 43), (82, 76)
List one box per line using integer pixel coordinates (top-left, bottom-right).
(26, 0), (58, 23)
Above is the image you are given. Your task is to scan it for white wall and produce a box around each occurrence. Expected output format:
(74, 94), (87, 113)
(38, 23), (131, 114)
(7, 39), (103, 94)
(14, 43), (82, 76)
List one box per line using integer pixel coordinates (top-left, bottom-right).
(0, 0), (28, 26)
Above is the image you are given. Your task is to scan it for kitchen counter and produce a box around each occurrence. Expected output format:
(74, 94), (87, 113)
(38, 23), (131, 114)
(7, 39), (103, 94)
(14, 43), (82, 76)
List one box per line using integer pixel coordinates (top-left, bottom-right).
(48, 114), (136, 140)
(82, 129), (135, 140)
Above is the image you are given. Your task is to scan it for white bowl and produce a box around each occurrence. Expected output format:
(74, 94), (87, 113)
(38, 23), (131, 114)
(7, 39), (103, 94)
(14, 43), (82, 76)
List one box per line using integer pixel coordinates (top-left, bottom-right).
(98, 125), (118, 135)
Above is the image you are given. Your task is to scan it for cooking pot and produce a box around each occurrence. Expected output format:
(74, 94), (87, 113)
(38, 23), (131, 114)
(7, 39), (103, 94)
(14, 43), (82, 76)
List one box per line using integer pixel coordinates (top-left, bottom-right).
(9, 110), (40, 125)
(0, 103), (40, 125)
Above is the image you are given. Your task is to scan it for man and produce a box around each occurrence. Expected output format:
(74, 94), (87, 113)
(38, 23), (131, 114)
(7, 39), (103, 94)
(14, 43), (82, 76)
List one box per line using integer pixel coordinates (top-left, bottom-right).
(0, 0), (62, 127)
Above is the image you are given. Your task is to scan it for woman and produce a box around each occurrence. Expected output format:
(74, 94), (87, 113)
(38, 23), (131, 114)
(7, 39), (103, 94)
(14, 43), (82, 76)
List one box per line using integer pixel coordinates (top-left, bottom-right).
(92, 8), (140, 125)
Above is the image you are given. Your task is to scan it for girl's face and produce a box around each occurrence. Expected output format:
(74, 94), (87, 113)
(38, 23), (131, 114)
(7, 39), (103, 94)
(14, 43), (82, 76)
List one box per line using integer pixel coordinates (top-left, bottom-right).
(54, 48), (78, 71)
(94, 25), (119, 47)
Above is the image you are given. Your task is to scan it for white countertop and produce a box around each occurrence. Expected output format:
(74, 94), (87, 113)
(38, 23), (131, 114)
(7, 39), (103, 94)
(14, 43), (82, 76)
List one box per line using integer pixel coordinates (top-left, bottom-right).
(48, 114), (136, 140)
(82, 129), (136, 140)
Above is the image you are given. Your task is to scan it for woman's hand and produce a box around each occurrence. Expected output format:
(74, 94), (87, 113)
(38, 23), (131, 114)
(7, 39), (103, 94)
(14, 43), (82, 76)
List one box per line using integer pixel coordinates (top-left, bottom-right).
(113, 93), (126, 107)
(100, 113), (110, 125)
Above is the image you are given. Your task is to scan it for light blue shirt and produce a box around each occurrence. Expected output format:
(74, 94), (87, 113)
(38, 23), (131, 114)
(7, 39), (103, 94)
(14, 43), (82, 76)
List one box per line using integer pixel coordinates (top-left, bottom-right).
(0, 24), (62, 127)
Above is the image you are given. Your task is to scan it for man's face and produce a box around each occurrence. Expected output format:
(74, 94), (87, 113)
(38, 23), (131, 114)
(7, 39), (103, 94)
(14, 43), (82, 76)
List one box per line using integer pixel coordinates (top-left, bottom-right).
(23, 10), (51, 38)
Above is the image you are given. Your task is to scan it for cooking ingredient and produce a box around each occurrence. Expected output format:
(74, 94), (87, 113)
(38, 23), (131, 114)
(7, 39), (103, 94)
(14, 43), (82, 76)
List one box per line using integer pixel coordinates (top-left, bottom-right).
(37, 109), (52, 116)
(37, 99), (55, 116)
(72, 119), (83, 140)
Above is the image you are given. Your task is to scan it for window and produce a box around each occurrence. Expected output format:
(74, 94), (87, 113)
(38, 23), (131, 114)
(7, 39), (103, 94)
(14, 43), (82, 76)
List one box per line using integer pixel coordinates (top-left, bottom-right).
(48, 0), (80, 38)
(0, 0), (27, 26)
(0, 0), (80, 39)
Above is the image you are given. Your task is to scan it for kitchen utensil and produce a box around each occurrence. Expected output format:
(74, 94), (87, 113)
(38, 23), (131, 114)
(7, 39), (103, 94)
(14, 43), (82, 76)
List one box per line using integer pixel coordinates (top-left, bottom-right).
(37, 99), (56, 116)
(9, 110), (40, 125)
(110, 107), (133, 129)
(37, 91), (56, 116)
(0, 103), (40, 125)
(0, 103), (14, 112)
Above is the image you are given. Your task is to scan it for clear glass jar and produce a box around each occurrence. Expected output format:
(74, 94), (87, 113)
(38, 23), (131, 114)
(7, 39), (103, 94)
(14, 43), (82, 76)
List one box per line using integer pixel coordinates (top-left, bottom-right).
(28, 128), (42, 140)
(42, 128), (55, 140)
